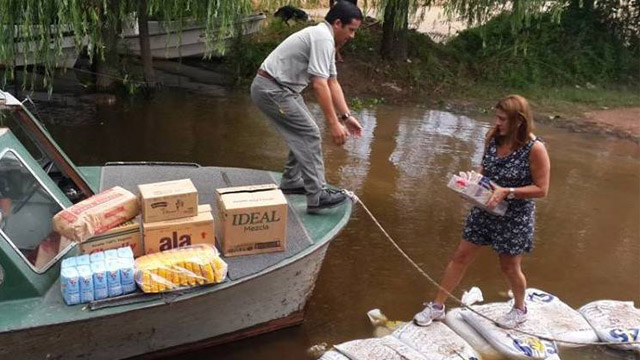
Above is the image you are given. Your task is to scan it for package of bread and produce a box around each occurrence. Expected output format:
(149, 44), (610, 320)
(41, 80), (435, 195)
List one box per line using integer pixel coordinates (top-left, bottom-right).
(53, 186), (140, 243)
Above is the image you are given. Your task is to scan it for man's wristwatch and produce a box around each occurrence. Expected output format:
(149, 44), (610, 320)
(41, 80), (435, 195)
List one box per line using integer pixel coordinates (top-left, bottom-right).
(339, 113), (351, 122)
(507, 187), (516, 199)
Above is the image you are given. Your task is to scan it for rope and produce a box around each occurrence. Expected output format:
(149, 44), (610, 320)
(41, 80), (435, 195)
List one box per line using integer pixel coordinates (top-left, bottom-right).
(341, 190), (640, 348)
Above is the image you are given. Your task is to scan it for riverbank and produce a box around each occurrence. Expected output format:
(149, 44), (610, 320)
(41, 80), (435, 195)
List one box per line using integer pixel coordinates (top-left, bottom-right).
(332, 57), (640, 142)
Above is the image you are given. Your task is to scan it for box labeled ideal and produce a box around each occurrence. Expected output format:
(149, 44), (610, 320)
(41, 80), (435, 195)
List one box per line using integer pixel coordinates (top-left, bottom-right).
(143, 204), (214, 254)
(138, 179), (198, 223)
(216, 184), (287, 257)
(79, 221), (143, 257)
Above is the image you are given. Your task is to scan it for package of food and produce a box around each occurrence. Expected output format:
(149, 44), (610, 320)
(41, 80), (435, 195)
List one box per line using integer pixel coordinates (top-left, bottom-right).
(134, 244), (227, 293)
(53, 186), (140, 242)
(447, 171), (508, 216)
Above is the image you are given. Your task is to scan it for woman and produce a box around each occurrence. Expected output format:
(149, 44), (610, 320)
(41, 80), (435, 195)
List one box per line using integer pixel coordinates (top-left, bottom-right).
(414, 95), (551, 328)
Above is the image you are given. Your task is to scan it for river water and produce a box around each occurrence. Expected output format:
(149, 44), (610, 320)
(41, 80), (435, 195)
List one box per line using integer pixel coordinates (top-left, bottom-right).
(42, 88), (640, 360)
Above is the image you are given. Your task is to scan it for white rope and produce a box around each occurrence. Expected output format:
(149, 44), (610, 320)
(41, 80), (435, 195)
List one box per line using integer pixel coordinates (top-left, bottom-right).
(341, 189), (640, 347)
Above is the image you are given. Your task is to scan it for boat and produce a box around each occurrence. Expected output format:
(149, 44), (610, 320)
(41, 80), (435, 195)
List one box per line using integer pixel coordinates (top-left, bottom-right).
(0, 89), (352, 359)
(118, 14), (267, 59)
(1, 26), (84, 69)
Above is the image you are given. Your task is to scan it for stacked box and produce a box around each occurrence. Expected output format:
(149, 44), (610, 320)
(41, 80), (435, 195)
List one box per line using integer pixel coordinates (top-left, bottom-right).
(138, 179), (215, 255)
(216, 184), (287, 257)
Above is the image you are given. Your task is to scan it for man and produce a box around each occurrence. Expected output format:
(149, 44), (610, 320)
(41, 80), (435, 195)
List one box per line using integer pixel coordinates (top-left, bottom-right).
(251, 2), (363, 214)
(330, 0), (358, 62)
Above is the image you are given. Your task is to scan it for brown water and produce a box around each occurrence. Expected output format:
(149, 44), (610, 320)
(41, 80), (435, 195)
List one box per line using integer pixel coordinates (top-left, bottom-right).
(42, 89), (640, 359)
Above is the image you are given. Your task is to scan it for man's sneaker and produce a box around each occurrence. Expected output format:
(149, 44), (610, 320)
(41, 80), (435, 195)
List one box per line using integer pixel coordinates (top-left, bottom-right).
(280, 179), (306, 195)
(307, 189), (348, 214)
(280, 186), (306, 195)
(500, 306), (528, 329)
(413, 302), (445, 326)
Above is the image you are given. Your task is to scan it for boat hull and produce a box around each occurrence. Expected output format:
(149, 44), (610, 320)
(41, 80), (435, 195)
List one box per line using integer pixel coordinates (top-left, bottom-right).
(0, 241), (330, 360)
(119, 15), (266, 59)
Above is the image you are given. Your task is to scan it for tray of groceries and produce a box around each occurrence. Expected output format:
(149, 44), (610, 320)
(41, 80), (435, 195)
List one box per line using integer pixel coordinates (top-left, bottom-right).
(447, 171), (508, 216)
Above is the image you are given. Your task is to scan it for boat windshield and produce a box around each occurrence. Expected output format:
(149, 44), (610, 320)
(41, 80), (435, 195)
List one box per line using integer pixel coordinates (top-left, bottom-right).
(0, 149), (71, 271)
(0, 104), (86, 204)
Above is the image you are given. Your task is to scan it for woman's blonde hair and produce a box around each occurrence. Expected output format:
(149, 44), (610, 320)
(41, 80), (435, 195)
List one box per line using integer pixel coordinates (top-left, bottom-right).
(486, 95), (534, 150)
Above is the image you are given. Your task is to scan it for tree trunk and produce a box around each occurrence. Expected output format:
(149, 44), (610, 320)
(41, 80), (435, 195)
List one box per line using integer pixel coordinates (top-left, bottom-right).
(380, 0), (409, 61)
(138, 0), (156, 86)
(96, 0), (121, 91)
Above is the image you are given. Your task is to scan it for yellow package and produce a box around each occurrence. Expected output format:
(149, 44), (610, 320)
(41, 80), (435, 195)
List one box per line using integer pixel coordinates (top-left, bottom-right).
(134, 244), (224, 293)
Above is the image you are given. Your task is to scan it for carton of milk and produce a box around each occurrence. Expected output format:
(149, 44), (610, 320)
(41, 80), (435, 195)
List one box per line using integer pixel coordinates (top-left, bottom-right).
(119, 258), (136, 294)
(77, 265), (95, 303)
(106, 260), (123, 297)
(91, 261), (108, 300)
(61, 257), (77, 269)
(60, 267), (80, 305)
(90, 252), (105, 263)
(76, 254), (91, 267)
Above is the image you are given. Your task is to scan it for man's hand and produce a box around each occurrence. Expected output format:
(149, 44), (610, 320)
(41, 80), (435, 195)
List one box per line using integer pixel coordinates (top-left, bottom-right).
(344, 116), (363, 138)
(330, 122), (349, 146)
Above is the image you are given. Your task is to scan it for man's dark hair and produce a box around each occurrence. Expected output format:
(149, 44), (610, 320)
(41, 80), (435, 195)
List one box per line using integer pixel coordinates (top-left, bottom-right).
(330, 0), (357, 6)
(325, 1), (362, 26)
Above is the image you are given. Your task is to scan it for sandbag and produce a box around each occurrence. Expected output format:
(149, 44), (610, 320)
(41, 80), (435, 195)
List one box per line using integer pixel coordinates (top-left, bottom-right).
(579, 300), (640, 352)
(461, 302), (560, 359)
(319, 350), (351, 360)
(334, 336), (427, 360)
(392, 322), (481, 360)
(445, 308), (501, 359)
(53, 186), (139, 242)
(523, 288), (598, 347)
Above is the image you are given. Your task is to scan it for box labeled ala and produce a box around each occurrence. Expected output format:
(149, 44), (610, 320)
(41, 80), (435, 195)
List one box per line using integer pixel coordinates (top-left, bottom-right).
(216, 184), (287, 257)
(138, 179), (198, 223)
(143, 204), (214, 254)
(79, 221), (143, 257)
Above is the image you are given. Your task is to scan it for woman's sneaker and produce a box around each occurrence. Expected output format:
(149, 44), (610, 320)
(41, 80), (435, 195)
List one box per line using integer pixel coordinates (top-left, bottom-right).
(413, 302), (445, 326)
(500, 306), (528, 329)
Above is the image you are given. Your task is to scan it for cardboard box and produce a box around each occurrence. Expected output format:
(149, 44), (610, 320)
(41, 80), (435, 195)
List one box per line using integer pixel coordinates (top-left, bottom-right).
(79, 221), (143, 257)
(216, 184), (287, 257)
(447, 175), (508, 216)
(143, 204), (214, 254)
(138, 179), (198, 223)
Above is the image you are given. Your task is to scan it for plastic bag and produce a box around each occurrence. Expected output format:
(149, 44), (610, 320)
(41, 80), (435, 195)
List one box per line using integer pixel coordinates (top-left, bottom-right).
(447, 171), (508, 216)
(134, 244), (227, 293)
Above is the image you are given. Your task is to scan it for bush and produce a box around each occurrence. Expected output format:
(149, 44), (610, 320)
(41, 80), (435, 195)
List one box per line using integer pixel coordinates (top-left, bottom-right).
(447, 6), (640, 88)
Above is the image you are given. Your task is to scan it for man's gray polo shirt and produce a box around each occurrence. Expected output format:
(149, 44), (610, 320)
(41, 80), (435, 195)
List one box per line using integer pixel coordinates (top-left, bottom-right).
(259, 21), (337, 93)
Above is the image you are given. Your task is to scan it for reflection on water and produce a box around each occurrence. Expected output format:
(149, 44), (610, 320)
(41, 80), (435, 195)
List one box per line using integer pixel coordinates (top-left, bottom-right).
(41, 89), (640, 360)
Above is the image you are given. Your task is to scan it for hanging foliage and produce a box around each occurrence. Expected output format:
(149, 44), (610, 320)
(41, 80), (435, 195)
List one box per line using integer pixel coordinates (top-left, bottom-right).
(0, 0), (267, 92)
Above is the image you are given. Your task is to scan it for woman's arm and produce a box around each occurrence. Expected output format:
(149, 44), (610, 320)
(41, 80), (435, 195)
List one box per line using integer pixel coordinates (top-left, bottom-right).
(486, 141), (550, 208)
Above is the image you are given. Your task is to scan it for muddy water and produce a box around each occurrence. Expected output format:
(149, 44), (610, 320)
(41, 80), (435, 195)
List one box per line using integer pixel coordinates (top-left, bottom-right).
(43, 89), (640, 360)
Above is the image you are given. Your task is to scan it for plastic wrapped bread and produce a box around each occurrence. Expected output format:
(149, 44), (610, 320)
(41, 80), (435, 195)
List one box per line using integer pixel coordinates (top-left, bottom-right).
(134, 244), (227, 293)
(53, 186), (140, 242)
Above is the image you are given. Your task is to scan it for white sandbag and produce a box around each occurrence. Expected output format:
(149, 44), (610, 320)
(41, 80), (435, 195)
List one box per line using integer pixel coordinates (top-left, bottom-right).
(578, 300), (640, 352)
(335, 336), (428, 360)
(445, 308), (502, 359)
(524, 288), (599, 347)
(392, 322), (481, 360)
(53, 186), (139, 242)
(461, 302), (560, 359)
(319, 350), (351, 360)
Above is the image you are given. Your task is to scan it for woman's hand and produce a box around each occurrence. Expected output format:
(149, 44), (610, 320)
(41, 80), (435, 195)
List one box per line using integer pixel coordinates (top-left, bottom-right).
(487, 185), (509, 209)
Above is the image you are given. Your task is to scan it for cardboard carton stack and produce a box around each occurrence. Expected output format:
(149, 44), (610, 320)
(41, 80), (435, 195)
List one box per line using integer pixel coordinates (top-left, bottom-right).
(216, 184), (288, 257)
(138, 179), (215, 254)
